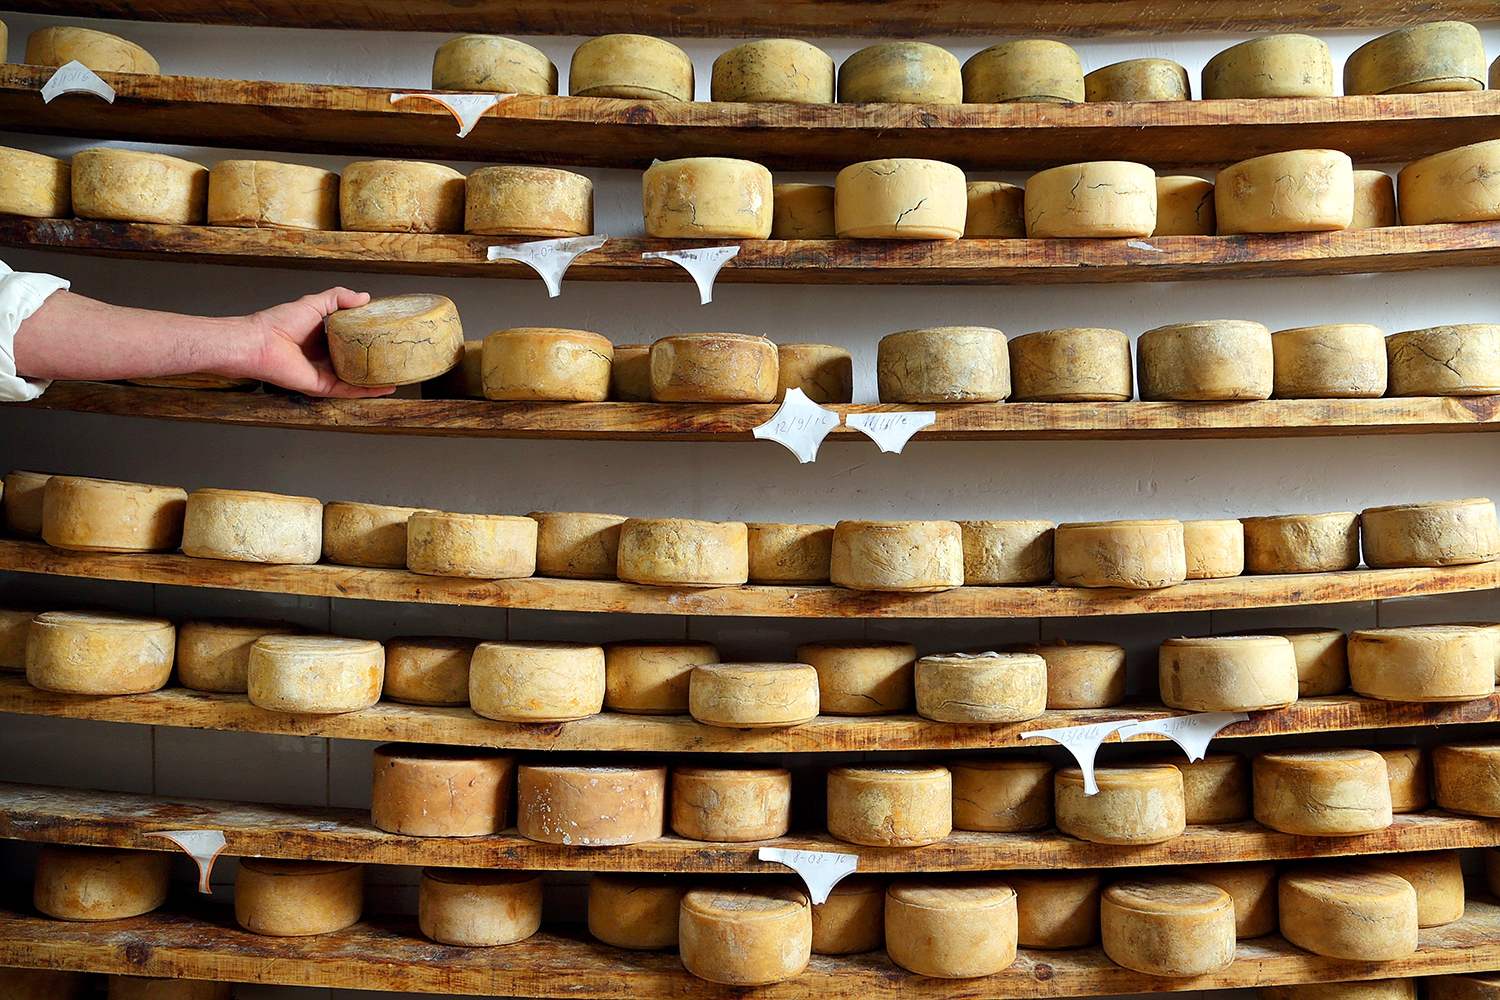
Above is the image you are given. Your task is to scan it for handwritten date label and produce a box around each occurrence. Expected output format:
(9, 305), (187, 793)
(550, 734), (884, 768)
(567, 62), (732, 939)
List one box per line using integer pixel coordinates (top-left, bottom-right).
(487, 235), (609, 297)
(389, 91), (512, 137)
(1021, 720), (1139, 795)
(146, 829), (228, 894)
(846, 411), (937, 454)
(751, 389), (841, 463)
(1117, 712), (1249, 762)
(758, 847), (858, 904)
(41, 61), (115, 103)
(641, 246), (740, 304)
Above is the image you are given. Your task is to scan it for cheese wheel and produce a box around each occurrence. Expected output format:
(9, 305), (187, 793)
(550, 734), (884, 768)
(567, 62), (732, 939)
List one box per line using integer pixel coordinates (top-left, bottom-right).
(1008, 328), (1133, 401)
(72, 148), (207, 225)
(1240, 627), (1349, 697)
(648, 333), (778, 403)
(1361, 498), (1500, 568)
(1137, 320), (1274, 400)
(26, 611), (174, 695)
(339, 160), (464, 233)
(3, 470), (50, 537)
(465, 166), (592, 237)
(1199, 861), (1278, 937)
(528, 510), (627, 579)
(1085, 58), (1191, 102)
(418, 869), (543, 946)
(1386, 325), (1500, 395)
(182, 488), (323, 564)
(1352, 171), (1399, 229)
(424, 340), (484, 399)
(1359, 850), (1464, 926)
(746, 522), (833, 583)
(115, 975), (224, 1000)
(965, 180), (1026, 238)
(207, 160), (339, 231)
(1137, 752), (1252, 825)
(0, 607), (38, 671)
(1055, 765), (1186, 845)
(830, 519), (965, 592)
(588, 874), (686, 948)
(326, 293), (463, 388)
(382, 636), (476, 706)
(570, 34), (693, 100)
(838, 42), (962, 104)
(884, 878), (1018, 978)
(1263, 981), (1418, 1000)
(616, 517), (749, 586)
(1398, 141), (1500, 225)
(775, 344), (853, 404)
(1431, 976), (1500, 1000)
(41, 475), (186, 553)
(1182, 519), (1245, 579)
(1025, 161), (1156, 238)
(962, 40), (1084, 103)
(689, 661), (820, 728)
(643, 157), (772, 238)
(949, 757), (1053, 832)
(1253, 749), (1393, 835)
(609, 343), (652, 401)
(1348, 625), (1494, 702)
(1008, 871), (1101, 948)
(1100, 877), (1236, 976)
(247, 634), (383, 714)
(876, 326), (1010, 402)
(516, 763), (666, 845)
(1053, 519), (1187, 589)
(835, 158), (967, 240)
(1202, 34), (1334, 98)
(1217, 150), (1355, 235)
(811, 875), (885, 954)
(33, 845), (170, 921)
(26, 26), (158, 74)
(958, 519), (1055, 584)
(1345, 23), (1486, 95)
(826, 765), (951, 846)
(469, 641), (605, 722)
(371, 744), (514, 836)
(1278, 865), (1418, 960)
(670, 766), (792, 841)
(914, 651), (1047, 723)
(176, 618), (302, 693)
(1450, 620), (1500, 680)
(1159, 635), (1299, 712)
(405, 511), (537, 579)
(235, 859), (364, 936)
(1, 969), (88, 1000)
(322, 500), (425, 568)
(1009, 639), (1126, 709)
(431, 34), (557, 94)
(1153, 176), (1216, 236)
(1432, 742), (1500, 816)
(679, 885), (811, 986)
(1241, 511), (1360, 574)
(711, 39), (835, 103)
(481, 328), (612, 401)
(795, 640), (914, 715)
(1271, 324), (1388, 398)
(603, 640), (719, 714)
(1375, 746), (1430, 812)
(771, 183), (836, 239)
(0, 146), (71, 218)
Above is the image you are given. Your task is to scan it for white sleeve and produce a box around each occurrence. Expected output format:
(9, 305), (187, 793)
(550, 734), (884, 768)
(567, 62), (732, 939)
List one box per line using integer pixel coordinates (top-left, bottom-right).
(0, 260), (71, 402)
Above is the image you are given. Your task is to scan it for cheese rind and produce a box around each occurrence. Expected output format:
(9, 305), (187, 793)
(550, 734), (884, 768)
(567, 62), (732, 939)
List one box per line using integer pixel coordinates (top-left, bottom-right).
(1433, 741), (1500, 816)
(431, 34), (557, 94)
(884, 878), (1019, 978)
(469, 641), (605, 722)
(1271, 324), (1388, 398)
(246, 634), (384, 714)
(1158, 635), (1299, 712)
(1376, 746), (1430, 812)
(679, 885), (812, 986)
(41, 475), (186, 553)
(482, 328), (612, 401)
(1055, 764), (1186, 845)
(72, 148), (207, 225)
(234, 859), (364, 937)
(530, 510), (627, 579)
(466, 166), (592, 237)
(965, 180), (1026, 238)
(405, 511), (537, 579)
(1359, 850), (1465, 927)
(1053, 519), (1187, 589)
(838, 42), (962, 104)
(1153, 176), (1216, 235)
(1198, 861), (1278, 937)
(1277, 865), (1418, 960)
(570, 34), (694, 101)
(0, 145), (71, 218)
(1263, 980), (1418, 1000)
(811, 875), (886, 954)
(914, 651), (1047, 723)
(3, 470), (50, 537)
(1253, 748), (1393, 835)
(830, 519), (965, 592)
(1182, 519), (1245, 579)
(1241, 627), (1349, 697)
(327, 293), (464, 388)
(775, 344), (853, 403)
(26, 26), (159, 74)
(1348, 625), (1495, 702)
(26, 611), (174, 695)
(1430, 975), (1500, 1000)
(1241, 511), (1361, 574)
(418, 868), (543, 946)
(962, 40), (1085, 103)
(609, 343), (652, 401)
(1140, 752), (1252, 824)
(1025, 161), (1157, 238)
(949, 757), (1053, 832)
(603, 640), (719, 714)
(1100, 877), (1236, 976)
(689, 661), (820, 728)
(1085, 59), (1191, 102)
(958, 519), (1055, 584)
(616, 517), (749, 586)
(1386, 325), (1500, 395)
(643, 157), (773, 238)
(176, 619), (302, 693)
(516, 763), (666, 845)
(649, 333), (778, 402)
(771, 183), (836, 239)
(1008, 871), (1101, 948)
(0, 607), (39, 672)
(1352, 171), (1399, 229)
(371, 743), (515, 836)
(746, 522), (834, 583)
(182, 488), (324, 564)
(322, 500), (426, 569)
(670, 766), (792, 841)
(1345, 22), (1486, 95)
(1009, 328), (1133, 401)
(711, 39), (836, 103)
(1137, 320), (1274, 400)
(796, 640), (915, 715)
(1398, 141), (1500, 225)
(383, 636), (477, 706)
(207, 160), (340, 231)
(588, 874), (686, 949)
(835, 158), (967, 239)
(1008, 639), (1126, 709)
(33, 845), (171, 921)
(1202, 34), (1335, 98)
(339, 160), (465, 233)
(1216, 150), (1355, 234)
(826, 765), (952, 846)
(877, 326), (1010, 402)
(424, 340), (485, 399)
(1361, 498), (1500, 568)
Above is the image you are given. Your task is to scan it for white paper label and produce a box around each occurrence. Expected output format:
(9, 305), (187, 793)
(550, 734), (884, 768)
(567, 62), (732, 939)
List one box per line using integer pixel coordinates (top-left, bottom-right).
(1021, 720), (1139, 795)
(1126, 240), (1165, 253)
(389, 91), (511, 137)
(750, 388), (841, 463)
(1117, 711), (1250, 762)
(758, 847), (859, 905)
(641, 246), (740, 304)
(487, 235), (609, 297)
(41, 61), (116, 104)
(845, 411), (937, 454)
(146, 829), (228, 894)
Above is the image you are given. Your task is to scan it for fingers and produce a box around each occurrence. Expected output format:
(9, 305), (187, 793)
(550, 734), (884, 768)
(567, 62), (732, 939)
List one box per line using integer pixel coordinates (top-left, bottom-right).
(319, 382), (399, 399)
(300, 286), (371, 319)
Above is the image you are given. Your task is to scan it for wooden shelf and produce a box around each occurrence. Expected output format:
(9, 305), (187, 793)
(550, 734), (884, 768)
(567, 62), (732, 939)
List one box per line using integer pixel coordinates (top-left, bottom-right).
(6, 65), (1500, 171)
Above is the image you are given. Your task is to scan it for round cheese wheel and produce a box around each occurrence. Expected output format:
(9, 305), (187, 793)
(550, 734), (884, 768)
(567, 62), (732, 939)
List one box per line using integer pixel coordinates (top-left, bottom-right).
(958, 519), (1054, 584)
(1449, 620), (1500, 681)
(1271, 324), (1388, 398)
(424, 340), (485, 399)
(1430, 975), (1500, 1000)
(616, 517), (749, 586)
(746, 522), (833, 583)
(1278, 865), (1418, 960)
(1375, 746), (1430, 813)
(876, 326), (1010, 402)
(962, 40), (1084, 103)
(247, 634), (384, 714)
(1386, 324), (1500, 395)
(1137, 752), (1251, 825)
(771, 183), (836, 239)
(679, 885), (811, 986)
(1154, 176), (1216, 236)
(1008, 328), (1133, 402)
(1240, 627), (1349, 697)
(1362, 498), (1500, 568)
(795, 640), (915, 715)
(182, 488), (323, 564)
(1085, 58), (1191, 102)
(1348, 625), (1494, 702)
(207, 160), (339, 231)
(838, 42), (962, 104)
(1202, 34), (1334, 98)
(234, 859), (364, 936)
(115, 975), (227, 1000)
(670, 766), (792, 841)
(2, 969), (88, 1000)
(383, 636), (476, 706)
(1159, 635), (1299, 712)
(0, 607), (39, 672)
(830, 519), (965, 592)
(1025, 160), (1156, 238)
(1359, 850), (1464, 927)
(33, 845), (170, 921)
(1137, 320), (1274, 400)
(949, 757), (1053, 832)
(826, 765), (951, 846)
(689, 661), (819, 728)
(418, 869), (542, 946)
(588, 873), (686, 949)
(371, 743), (515, 836)
(466, 165), (592, 237)
(469, 640), (605, 722)
(959, 181), (1027, 243)
(1433, 742), (1500, 816)
(322, 500), (426, 568)
(431, 34), (557, 94)
(609, 343), (652, 401)
(1217, 149), (1355, 235)
(811, 875), (885, 954)
(339, 160), (464, 234)
(1198, 861), (1278, 937)
(1008, 871), (1101, 948)
(1263, 980), (1418, 1000)
(1241, 511), (1360, 574)
(834, 158), (967, 240)
(405, 511), (537, 579)
(1182, 519), (1245, 580)
(1345, 22), (1485, 95)
(1055, 764), (1186, 845)
(529, 511), (627, 579)
(481, 328), (612, 401)
(1352, 171), (1399, 229)
(570, 34), (693, 100)
(26, 25), (158, 74)
(1253, 749), (1393, 835)
(27, 611), (174, 695)
(1398, 140), (1500, 225)
(914, 651), (1047, 723)
(72, 148), (208, 225)
(3, 470), (50, 537)
(41, 475), (186, 553)
(1010, 639), (1126, 709)
(775, 344), (852, 403)
(711, 39), (835, 103)
(1100, 877), (1236, 976)
(516, 763), (666, 845)
(885, 878), (1018, 978)
(176, 618), (302, 693)
(327, 293), (463, 388)
(648, 333), (778, 403)
(603, 640), (719, 714)
(643, 157), (772, 238)
(1053, 519), (1187, 589)
(0, 146), (71, 218)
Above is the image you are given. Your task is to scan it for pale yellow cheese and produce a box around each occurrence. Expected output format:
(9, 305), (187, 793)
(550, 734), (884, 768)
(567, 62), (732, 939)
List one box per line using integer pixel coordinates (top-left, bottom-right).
(327, 293), (464, 388)
(1263, 980), (1418, 1000)
(424, 340), (485, 399)
(481, 327), (612, 401)
(830, 519), (965, 592)
(643, 157), (772, 238)
(1007, 327), (1133, 402)
(516, 763), (667, 845)
(838, 42), (962, 104)
(1240, 627), (1349, 697)
(602, 640), (719, 714)
(616, 517), (749, 586)
(431, 34), (557, 94)
(1432, 741), (1500, 816)
(609, 343), (652, 401)
(26, 611), (174, 695)
(72, 148), (208, 225)
(1009, 638), (1126, 709)
(962, 40), (1084, 103)
(469, 640), (605, 722)
(1008, 871), (1101, 948)
(1154, 176), (1216, 236)
(1430, 975), (1500, 1000)
(949, 757), (1053, 831)
(182, 488), (323, 564)
(826, 765), (951, 846)
(688, 661), (820, 727)
(418, 868), (543, 946)
(383, 636), (477, 706)
(466, 165), (592, 237)
(679, 885), (811, 985)
(1054, 764), (1186, 845)
(371, 743), (515, 836)
(0, 145), (71, 218)
(1139, 752), (1252, 824)
(711, 39), (835, 103)
(649, 333), (778, 402)
(175, 618), (302, 693)
(405, 511), (537, 579)
(588, 873), (686, 948)
(1345, 22), (1486, 94)
(775, 343), (852, 403)
(958, 519), (1055, 584)
(0, 607), (39, 671)
(1271, 324), (1388, 398)
(835, 158), (967, 239)
(1253, 748), (1393, 835)
(1361, 498), (1500, 568)
(1448, 620), (1500, 681)
(234, 859), (364, 936)
(795, 640), (915, 715)
(1241, 510), (1361, 573)
(112, 975), (230, 1000)
(1158, 635), (1299, 712)
(41, 475), (186, 553)
(207, 160), (339, 231)
(26, 25), (159, 74)
(965, 180), (1026, 238)
(1348, 624), (1494, 701)
(1359, 850), (1464, 926)
(1202, 34), (1334, 98)
(1216, 150), (1355, 234)
(322, 500), (426, 568)
(33, 845), (171, 921)
(914, 651), (1047, 723)
(1100, 877), (1236, 976)
(1085, 59), (1191, 102)
(339, 160), (465, 233)
(1053, 519), (1187, 589)
(1398, 141), (1500, 225)
(1375, 745), (1430, 812)
(529, 510), (627, 579)
(1352, 171), (1399, 229)
(1182, 519), (1245, 579)
(670, 765), (792, 841)
(876, 326), (1010, 402)
(1277, 864), (1418, 960)
(1386, 325), (1500, 395)
(745, 522), (833, 583)
(811, 875), (886, 954)
(1025, 161), (1157, 238)
(1198, 861), (1278, 937)
(3, 470), (50, 537)
(884, 878), (1018, 978)
(247, 634), (384, 713)
(771, 183), (836, 239)
(1137, 320), (1274, 400)
(570, 34), (694, 100)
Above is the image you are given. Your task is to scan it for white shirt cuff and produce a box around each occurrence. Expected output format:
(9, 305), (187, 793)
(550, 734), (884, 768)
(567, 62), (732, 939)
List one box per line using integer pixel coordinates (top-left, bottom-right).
(0, 266), (70, 402)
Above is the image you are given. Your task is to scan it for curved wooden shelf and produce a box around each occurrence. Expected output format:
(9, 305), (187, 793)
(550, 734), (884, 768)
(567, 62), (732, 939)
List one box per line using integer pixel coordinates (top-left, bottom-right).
(5, 64), (1500, 170)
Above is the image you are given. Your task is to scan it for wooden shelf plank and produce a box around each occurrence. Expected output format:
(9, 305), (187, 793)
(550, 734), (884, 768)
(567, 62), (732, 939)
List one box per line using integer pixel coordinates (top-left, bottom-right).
(5, 65), (1500, 171)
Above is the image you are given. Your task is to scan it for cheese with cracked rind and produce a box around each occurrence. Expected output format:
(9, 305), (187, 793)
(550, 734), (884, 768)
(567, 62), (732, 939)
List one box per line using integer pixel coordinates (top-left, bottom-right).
(1139, 752), (1252, 824)
(1238, 627), (1349, 697)
(339, 160), (464, 234)
(1345, 22), (1486, 95)
(643, 157), (772, 238)
(1100, 877), (1236, 976)
(41, 475), (186, 553)
(679, 885), (812, 986)
(431, 34), (557, 94)
(1253, 748), (1392, 835)
(1375, 745), (1430, 812)
(830, 519), (965, 592)
(877, 326), (1010, 402)
(1085, 58), (1190, 101)
(530, 510), (628, 579)
(207, 160), (339, 231)
(247, 634), (384, 714)
(914, 651), (1047, 723)
(775, 344), (852, 403)
(835, 158), (967, 239)
(949, 757), (1053, 832)
(609, 343), (652, 401)
(371, 743), (515, 836)
(965, 180), (1026, 238)
(1008, 638), (1126, 709)
(588, 873), (686, 949)
(418, 868), (542, 946)
(959, 520), (1055, 584)
(1433, 741), (1500, 816)
(383, 635), (477, 706)
(1386, 324), (1500, 395)
(1008, 871), (1101, 948)
(234, 859), (364, 936)
(689, 661), (820, 728)
(1154, 176), (1216, 235)
(1025, 161), (1156, 238)
(3, 470), (49, 537)
(424, 340), (484, 399)
(746, 522), (833, 583)
(1182, 519), (1244, 579)
(1352, 171), (1399, 229)
(1137, 320), (1274, 400)
(176, 618), (302, 694)
(838, 42), (962, 104)
(482, 328), (612, 401)
(1198, 861), (1278, 937)
(1009, 328), (1132, 402)
(1361, 498), (1500, 568)
(405, 511), (537, 579)
(0, 146), (71, 218)
(603, 640), (719, 714)
(1271, 324), (1388, 398)
(711, 39), (835, 103)
(811, 875), (885, 954)
(182, 488), (323, 564)
(1055, 764), (1185, 845)
(796, 640), (915, 715)
(26, 611), (174, 695)
(616, 517), (748, 586)
(72, 148), (207, 225)
(327, 293), (464, 388)
(1277, 864), (1418, 960)
(465, 165), (592, 237)
(885, 878), (1018, 978)
(26, 25), (158, 73)
(517, 763), (666, 845)
(649, 333), (778, 402)
(962, 40), (1084, 103)
(1398, 141), (1500, 225)
(469, 640), (605, 722)
(1158, 635), (1299, 712)
(771, 183), (836, 239)
(1359, 850), (1464, 927)
(1053, 519), (1187, 589)
(1348, 624), (1494, 702)
(1216, 149), (1354, 234)
(34, 845), (170, 921)
(322, 500), (427, 568)
(570, 34), (693, 100)
(670, 766), (792, 841)
(826, 765), (951, 846)
(1202, 34), (1334, 98)
(1241, 510), (1360, 573)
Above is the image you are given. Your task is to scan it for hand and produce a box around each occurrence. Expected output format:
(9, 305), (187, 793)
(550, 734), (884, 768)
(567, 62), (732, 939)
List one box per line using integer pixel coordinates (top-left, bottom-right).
(235, 287), (396, 398)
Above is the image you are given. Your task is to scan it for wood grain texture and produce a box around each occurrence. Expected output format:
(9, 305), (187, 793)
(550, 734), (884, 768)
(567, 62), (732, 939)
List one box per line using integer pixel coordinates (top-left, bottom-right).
(5, 64), (1500, 170)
